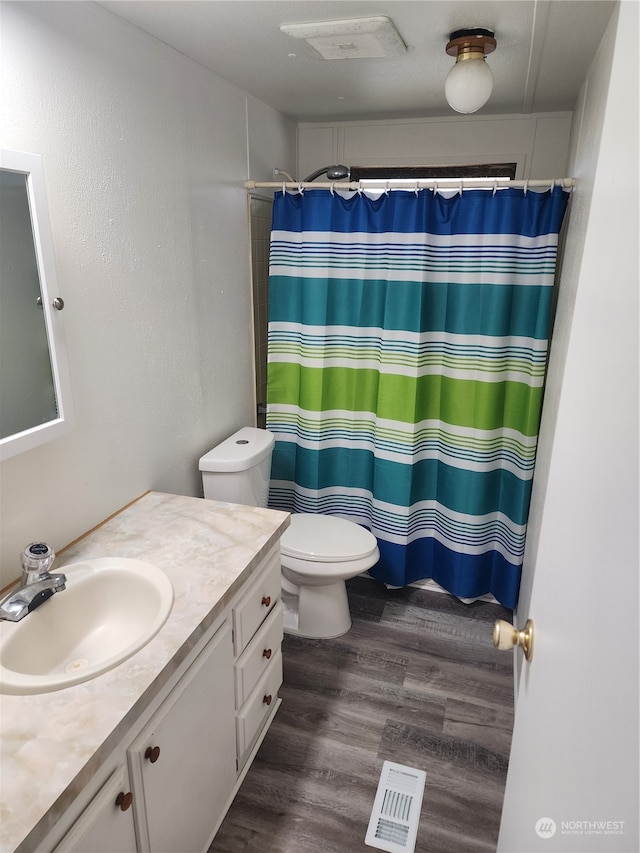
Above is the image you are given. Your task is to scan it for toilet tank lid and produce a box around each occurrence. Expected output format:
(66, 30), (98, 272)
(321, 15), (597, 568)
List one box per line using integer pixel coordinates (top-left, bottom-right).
(199, 427), (275, 473)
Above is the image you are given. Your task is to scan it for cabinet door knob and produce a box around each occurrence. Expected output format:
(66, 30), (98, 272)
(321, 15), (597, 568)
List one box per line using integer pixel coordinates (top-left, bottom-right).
(115, 791), (133, 812)
(263, 694), (272, 706)
(261, 595), (271, 607)
(145, 745), (161, 763)
(262, 648), (272, 660)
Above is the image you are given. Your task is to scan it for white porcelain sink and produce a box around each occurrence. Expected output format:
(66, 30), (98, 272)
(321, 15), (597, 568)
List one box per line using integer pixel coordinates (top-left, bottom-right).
(0, 557), (174, 694)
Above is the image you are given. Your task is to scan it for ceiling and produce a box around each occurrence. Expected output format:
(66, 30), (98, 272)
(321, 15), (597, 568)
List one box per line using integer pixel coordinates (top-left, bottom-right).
(98, 1), (616, 122)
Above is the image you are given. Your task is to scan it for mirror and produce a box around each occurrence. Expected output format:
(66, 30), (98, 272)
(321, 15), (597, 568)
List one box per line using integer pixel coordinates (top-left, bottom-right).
(0, 150), (74, 460)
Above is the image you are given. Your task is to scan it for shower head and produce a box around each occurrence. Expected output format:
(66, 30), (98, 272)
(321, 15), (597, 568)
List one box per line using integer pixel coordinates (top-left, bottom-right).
(326, 165), (350, 181)
(303, 164), (350, 182)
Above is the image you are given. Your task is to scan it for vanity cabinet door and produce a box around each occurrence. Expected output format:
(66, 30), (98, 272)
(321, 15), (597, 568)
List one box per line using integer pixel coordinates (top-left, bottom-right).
(128, 621), (236, 853)
(52, 765), (137, 853)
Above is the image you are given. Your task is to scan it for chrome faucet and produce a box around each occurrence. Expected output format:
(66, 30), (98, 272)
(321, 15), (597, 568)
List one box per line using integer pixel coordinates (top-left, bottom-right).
(0, 543), (67, 622)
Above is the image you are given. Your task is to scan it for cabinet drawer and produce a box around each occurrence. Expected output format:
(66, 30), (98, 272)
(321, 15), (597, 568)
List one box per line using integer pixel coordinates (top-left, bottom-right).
(236, 648), (283, 760)
(232, 547), (280, 655)
(234, 602), (283, 708)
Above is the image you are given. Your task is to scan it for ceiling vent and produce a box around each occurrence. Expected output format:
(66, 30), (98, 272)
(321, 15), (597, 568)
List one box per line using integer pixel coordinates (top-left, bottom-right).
(280, 17), (407, 60)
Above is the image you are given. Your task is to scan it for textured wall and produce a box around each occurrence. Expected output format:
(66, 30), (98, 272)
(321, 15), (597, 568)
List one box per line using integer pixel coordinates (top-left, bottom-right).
(0, 2), (295, 587)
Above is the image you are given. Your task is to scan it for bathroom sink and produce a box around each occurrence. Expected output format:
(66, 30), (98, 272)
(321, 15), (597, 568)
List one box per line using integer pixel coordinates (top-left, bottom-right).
(0, 557), (173, 694)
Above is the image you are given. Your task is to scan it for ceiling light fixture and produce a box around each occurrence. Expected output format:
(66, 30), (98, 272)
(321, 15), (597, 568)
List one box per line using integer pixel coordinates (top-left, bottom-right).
(445, 28), (496, 114)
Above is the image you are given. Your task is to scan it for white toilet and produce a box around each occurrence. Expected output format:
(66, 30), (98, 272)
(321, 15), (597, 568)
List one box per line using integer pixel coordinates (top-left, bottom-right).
(199, 427), (380, 639)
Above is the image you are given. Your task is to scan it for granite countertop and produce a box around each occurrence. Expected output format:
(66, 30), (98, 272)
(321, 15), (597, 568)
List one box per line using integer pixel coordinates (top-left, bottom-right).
(0, 491), (289, 853)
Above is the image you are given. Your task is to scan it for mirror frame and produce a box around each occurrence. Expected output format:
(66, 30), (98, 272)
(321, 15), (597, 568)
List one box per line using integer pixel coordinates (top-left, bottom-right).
(0, 149), (74, 460)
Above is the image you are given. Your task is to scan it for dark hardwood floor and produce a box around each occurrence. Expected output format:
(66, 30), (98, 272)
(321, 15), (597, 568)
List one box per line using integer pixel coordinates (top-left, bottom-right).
(210, 577), (514, 853)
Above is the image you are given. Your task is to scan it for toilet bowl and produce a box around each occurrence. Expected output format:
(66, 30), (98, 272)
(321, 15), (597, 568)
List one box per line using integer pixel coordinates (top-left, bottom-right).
(199, 428), (379, 639)
(280, 513), (379, 638)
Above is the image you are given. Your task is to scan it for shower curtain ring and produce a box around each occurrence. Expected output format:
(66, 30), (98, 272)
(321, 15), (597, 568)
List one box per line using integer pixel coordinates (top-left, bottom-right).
(493, 180), (498, 196)
(459, 179), (464, 196)
(330, 182), (335, 196)
(298, 182), (303, 195)
(433, 180), (438, 196)
(414, 181), (420, 197)
(385, 181), (390, 195)
(523, 180), (529, 196)
(282, 182), (286, 196)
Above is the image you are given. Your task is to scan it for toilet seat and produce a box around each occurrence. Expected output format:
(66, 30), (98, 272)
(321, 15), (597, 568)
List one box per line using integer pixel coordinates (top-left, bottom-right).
(280, 514), (378, 562)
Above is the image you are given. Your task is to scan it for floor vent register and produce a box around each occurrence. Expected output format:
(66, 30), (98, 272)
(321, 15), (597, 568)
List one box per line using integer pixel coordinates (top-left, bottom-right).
(365, 761), (426, 853)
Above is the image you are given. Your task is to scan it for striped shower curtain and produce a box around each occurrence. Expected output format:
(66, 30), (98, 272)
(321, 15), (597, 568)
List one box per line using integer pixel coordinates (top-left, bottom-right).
(266, 187), (569, 608)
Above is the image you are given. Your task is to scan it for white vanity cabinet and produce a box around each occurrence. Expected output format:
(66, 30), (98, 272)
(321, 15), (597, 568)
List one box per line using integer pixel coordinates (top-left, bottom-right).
(128, 621), (236, 853)
(40, 543), (284, 853)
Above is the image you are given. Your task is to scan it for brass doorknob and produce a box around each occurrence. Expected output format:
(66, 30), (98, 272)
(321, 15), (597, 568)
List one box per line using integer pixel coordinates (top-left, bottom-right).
(493, 618), (534, 662)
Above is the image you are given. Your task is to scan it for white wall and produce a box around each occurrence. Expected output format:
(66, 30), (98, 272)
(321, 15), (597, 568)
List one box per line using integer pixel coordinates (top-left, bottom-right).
(0, 1), (295, 588)
(298, 112), (572, 180)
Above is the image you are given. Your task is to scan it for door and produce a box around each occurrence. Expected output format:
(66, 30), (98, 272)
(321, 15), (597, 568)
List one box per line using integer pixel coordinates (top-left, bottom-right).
(53, 766), (137, 853)
(129, 621), (236, 853)
(497, 4), (639, 851)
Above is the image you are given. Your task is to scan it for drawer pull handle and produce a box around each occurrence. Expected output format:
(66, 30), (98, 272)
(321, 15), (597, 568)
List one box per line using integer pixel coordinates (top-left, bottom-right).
(115, 791), (133, 812)
(145, 745), (161, 763)
(263, 694), (272, 706)
(262, 648), (272, 660)
(261, 595), (271, 607)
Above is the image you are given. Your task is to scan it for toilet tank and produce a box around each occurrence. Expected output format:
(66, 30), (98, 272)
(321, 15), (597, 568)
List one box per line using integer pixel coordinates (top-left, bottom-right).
(199, 427), (275, 508)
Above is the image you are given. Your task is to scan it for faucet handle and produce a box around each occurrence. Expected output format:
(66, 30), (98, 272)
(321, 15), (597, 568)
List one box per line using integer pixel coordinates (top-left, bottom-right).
(21, 542), (55, 575)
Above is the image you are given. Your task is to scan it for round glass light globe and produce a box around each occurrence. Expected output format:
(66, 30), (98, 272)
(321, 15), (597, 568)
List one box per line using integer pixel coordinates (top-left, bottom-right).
(445, 58), (493, 114)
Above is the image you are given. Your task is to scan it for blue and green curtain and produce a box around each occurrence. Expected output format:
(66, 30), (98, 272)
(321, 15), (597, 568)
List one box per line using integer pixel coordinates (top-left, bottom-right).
(266, 187), (569, 608)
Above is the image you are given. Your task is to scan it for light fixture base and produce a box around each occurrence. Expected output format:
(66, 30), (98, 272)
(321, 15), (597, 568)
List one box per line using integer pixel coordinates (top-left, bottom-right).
(446, 28), (496, 58)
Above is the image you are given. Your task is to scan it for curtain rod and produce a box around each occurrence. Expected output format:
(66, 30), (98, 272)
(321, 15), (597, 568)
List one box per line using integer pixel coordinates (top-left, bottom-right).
(245, 178), (575, 191)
